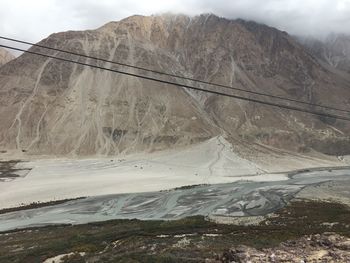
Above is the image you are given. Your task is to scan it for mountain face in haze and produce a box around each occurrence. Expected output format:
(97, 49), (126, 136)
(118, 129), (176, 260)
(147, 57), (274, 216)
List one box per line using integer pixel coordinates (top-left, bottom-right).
(299, 34), (350, 74)
(0, 14), (349, 156)
(0, 48), (15, 67)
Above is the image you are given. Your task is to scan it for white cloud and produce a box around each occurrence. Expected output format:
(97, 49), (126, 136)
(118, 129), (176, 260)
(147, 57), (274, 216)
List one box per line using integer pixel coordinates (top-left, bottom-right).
(0, 0), (349, 45)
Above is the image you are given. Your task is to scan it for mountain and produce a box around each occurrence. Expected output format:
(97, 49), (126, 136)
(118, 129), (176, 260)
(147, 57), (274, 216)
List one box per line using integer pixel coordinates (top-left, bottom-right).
(0, 48), (15, 67)
(299, 34), (350, 74)
(0, 14), (349, 156)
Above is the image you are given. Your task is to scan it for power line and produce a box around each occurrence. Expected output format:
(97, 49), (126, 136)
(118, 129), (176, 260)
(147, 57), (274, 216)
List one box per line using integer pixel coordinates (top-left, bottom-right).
(1, 35), (350, 114)
(1, 43), (350, 122)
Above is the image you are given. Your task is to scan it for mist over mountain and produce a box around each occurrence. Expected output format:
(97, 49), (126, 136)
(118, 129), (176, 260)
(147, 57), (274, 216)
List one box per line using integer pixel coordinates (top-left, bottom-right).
(298, 33), (350, 74)
(2, 0), (350, 43)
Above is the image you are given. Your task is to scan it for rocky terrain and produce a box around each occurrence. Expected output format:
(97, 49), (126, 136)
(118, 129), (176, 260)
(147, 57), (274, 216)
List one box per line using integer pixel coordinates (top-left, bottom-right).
(215, 233), (350, 262)
(0, 14), (350, 157)
(0, 48), (14, 67)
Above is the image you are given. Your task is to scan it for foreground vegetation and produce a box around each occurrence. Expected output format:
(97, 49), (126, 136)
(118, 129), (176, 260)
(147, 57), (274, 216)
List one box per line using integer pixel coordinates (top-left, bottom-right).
(0, 200), (349, 262)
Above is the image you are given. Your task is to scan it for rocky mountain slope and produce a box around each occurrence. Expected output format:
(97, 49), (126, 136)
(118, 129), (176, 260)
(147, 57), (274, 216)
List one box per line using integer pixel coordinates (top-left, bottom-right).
(0, 14), (349, 156)
(0, 48), (14, 67)
(300, 34), (350, 74)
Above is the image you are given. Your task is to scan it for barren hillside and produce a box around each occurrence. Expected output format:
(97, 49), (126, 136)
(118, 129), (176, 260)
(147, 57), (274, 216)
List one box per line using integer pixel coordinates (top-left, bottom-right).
(0, 14), (349, 156)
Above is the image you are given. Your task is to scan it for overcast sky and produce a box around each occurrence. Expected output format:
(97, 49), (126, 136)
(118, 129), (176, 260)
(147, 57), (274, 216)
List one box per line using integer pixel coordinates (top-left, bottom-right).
(0, 0), (349, 45)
